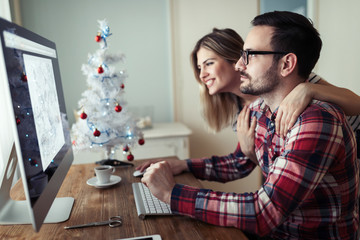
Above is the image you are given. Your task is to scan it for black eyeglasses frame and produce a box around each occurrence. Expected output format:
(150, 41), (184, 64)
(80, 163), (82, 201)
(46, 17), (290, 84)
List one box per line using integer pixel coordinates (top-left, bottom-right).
(240, 50), (289, 65)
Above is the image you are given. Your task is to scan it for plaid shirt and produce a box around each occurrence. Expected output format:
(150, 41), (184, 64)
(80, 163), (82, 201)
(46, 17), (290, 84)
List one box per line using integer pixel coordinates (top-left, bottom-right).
(171, 98), (359, 239)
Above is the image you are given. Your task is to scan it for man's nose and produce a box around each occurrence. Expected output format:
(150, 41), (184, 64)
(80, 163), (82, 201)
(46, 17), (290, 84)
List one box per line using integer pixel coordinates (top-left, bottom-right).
(235, 58), (246, 72)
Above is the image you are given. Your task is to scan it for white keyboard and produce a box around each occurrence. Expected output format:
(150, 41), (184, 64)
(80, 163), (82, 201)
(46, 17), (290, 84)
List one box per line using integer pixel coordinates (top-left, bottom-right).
(132, 182), (172, 220)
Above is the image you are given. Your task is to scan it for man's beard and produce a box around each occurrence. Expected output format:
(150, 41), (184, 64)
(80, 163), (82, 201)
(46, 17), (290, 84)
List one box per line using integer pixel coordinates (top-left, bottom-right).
(240, 62), (280, 96)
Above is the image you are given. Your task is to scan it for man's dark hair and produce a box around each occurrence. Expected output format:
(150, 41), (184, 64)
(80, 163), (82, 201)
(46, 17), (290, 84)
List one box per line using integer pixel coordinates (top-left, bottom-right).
(252, 11), (322, 79)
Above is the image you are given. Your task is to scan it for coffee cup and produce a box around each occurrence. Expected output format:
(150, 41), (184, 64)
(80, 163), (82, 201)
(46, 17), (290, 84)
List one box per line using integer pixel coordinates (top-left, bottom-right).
(94, 165), (115, 184)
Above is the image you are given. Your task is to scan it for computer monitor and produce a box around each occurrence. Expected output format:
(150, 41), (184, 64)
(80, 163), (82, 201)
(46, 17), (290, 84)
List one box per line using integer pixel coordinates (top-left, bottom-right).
(0, 17), (74, 232)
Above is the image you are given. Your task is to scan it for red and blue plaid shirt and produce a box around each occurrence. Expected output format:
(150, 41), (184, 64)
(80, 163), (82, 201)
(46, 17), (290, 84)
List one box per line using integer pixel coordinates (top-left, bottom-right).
(171, 98), (359, 239)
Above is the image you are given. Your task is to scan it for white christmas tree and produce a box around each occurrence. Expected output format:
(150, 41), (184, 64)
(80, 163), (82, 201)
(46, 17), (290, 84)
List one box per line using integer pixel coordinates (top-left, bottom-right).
(71, 20), (144, 161)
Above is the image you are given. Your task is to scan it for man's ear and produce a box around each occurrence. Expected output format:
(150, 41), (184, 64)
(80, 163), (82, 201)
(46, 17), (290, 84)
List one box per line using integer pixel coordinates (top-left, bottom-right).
(280, 53), (297, 77)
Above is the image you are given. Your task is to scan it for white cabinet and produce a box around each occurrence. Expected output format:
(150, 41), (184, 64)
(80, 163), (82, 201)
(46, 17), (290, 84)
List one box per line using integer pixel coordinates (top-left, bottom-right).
(72, 122), (192, 164)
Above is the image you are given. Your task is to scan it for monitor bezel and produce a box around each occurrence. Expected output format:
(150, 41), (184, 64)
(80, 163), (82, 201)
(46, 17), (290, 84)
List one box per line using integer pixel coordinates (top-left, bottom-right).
(0, 17), (74, 231)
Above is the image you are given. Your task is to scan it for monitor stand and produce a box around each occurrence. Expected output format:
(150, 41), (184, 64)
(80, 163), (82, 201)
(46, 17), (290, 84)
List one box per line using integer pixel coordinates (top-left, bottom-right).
(0, 143), (74, 226)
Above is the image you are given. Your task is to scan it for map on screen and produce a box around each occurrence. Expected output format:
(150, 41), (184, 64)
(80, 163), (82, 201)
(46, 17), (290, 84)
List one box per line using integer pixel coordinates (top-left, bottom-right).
(23, 54), (65, 170)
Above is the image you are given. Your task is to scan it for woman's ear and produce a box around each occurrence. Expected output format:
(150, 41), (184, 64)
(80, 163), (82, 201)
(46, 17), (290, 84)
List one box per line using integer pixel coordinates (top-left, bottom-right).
(280, 53), (297, 77)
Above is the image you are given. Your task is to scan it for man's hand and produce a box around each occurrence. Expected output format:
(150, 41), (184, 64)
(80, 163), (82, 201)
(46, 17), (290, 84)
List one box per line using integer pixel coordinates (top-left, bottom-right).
(141, 161), (176, 204)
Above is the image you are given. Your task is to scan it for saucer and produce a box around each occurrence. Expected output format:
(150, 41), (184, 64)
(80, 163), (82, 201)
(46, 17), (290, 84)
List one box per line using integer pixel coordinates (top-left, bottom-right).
(87, 175), (122, 188)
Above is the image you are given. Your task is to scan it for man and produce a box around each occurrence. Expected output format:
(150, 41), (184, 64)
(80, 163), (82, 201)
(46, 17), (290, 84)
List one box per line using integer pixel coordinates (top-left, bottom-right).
(141, 11), (359, 239)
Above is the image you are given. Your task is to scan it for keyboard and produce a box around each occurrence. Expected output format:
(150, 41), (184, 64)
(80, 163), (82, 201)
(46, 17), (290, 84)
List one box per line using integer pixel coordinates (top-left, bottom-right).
(132, 182), (172, 220)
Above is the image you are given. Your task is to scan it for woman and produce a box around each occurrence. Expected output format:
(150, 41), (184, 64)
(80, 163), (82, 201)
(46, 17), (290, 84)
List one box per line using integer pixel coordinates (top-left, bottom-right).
(138, 27), (360, 169)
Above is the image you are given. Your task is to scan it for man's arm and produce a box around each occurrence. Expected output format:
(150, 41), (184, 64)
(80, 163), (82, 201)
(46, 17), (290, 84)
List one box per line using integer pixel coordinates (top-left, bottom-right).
(171, 105), (351, 237)
(187, 144), (257, 182)
(141, 144), (257, 203)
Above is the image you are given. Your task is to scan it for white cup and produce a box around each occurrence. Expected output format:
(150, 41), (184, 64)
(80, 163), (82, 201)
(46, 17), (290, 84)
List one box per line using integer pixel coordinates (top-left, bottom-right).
(94, 165), (115, 184)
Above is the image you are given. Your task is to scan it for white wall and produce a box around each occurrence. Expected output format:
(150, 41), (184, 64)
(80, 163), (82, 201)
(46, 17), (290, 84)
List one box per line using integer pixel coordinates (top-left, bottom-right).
(317, 0), (360, 95)
(15, 0), (174, 125)
(0, 0), (13, 180)
(0, 0), (11, 21)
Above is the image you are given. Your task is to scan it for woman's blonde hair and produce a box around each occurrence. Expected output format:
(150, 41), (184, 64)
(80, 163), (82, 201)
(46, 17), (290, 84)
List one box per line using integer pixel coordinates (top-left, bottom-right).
(190, 28), (244, 132)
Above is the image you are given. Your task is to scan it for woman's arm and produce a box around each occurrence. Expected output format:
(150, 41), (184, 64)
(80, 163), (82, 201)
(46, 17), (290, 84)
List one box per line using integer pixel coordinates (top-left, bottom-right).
(276, 78), (360, 138)
(236, 105), (257, 163)
(308, 79), (360, 115)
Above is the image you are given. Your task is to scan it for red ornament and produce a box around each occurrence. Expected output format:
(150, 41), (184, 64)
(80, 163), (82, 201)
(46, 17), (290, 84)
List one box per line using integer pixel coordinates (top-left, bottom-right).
(21, 73), (27, 82)
(138, 138), (145, 145)
(93, 128), (101, 137)
(95, 33), (101, 42)
(80, 112), (87, 119)
(120, 83), (125, 89)
(127, 153), (134, 161)
(123, 145), (129, 152)
(97, 65), (104, 74)
(16, 117), (21, 125)
(115, 104), (122, 112)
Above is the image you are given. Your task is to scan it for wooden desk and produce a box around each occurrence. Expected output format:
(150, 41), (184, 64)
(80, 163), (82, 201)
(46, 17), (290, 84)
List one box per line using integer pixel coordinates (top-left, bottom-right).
(0, 157), (248, 240)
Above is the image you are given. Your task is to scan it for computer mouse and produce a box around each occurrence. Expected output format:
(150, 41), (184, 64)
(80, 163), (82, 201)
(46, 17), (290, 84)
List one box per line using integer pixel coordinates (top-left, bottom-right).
(133, 170), (145, 177)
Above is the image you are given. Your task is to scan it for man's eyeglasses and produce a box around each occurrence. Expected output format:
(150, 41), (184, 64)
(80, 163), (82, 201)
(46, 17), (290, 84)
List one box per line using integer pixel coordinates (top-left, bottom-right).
(240, 50), (288, 66)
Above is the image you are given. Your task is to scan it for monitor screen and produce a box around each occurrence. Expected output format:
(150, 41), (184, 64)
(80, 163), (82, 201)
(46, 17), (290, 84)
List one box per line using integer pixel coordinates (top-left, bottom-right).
(0, 17), (74, 231)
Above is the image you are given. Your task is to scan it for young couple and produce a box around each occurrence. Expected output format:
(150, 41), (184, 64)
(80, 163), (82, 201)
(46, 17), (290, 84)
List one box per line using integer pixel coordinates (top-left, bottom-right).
(138, 11), (359, 239)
